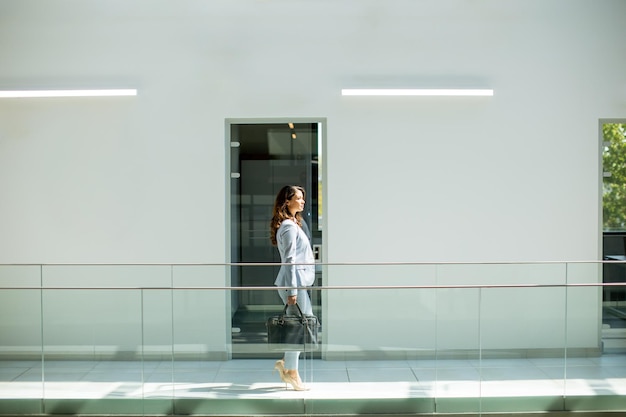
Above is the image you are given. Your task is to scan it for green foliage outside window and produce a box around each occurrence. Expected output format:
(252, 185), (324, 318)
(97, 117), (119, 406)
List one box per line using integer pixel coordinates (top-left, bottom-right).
(603, 123), (626, 231)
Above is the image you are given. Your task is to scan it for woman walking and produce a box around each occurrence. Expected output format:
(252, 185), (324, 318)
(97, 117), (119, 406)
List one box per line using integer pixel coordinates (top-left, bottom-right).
(269, 185), (315, 391)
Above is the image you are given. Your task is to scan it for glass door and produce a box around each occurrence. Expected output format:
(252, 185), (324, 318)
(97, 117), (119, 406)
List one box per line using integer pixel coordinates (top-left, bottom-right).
(601, 121), (626, 334)
(228, 120), (323, 357)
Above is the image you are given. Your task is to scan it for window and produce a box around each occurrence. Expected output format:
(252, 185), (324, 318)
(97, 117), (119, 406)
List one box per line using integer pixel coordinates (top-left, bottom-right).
(603, 122), (626, 231)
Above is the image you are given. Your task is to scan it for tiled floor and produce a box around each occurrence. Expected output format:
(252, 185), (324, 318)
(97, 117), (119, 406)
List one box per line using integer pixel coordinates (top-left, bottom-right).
(1, 355), (625, 415)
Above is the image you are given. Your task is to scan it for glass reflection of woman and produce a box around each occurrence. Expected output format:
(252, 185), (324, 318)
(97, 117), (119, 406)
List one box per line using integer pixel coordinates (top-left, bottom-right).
(269, 185), (315, 391)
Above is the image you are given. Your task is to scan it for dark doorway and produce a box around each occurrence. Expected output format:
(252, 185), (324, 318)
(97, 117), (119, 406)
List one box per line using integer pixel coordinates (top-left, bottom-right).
(228, 120), (323, 357)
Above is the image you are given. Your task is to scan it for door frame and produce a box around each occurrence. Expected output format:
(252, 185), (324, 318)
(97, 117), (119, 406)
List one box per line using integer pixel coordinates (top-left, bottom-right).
(224, 116), (328, 343)
(599, 118), (626, 349)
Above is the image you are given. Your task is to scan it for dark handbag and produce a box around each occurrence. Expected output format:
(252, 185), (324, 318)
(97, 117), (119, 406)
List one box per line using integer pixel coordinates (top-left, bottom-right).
(266, 302), (319, 351)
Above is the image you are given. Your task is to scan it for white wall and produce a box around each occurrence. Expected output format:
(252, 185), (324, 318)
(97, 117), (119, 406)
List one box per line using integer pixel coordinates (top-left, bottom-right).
(0, 0), (625, 357)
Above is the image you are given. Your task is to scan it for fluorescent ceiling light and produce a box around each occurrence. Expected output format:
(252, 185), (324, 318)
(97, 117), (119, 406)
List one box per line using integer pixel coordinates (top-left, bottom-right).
(0, 89), (138, 98)
(341, 88), (493, 97)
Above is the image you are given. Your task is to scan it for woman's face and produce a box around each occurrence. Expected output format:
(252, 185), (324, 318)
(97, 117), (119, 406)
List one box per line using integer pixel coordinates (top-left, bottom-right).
(286, 189), (305, 217)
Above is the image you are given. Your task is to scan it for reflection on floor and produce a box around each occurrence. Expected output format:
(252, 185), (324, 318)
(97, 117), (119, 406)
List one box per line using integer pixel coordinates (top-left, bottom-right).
(1, 355), (625, 415)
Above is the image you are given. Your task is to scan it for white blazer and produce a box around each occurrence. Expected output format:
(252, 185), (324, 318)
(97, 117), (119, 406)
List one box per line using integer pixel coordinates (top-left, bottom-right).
(274, 219), (315, 295)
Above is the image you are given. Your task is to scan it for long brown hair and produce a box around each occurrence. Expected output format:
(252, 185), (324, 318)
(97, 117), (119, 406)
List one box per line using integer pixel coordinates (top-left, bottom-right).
(270, 185), (305, 246)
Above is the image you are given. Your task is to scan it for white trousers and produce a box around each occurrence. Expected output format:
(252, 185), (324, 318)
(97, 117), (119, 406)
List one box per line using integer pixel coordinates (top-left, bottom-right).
(277, 288), (313, 370)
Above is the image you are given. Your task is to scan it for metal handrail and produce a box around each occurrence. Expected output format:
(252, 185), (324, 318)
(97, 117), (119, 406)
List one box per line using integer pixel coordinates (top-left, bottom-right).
(1, 283), (625, 291)
(1, 260), (626, 266)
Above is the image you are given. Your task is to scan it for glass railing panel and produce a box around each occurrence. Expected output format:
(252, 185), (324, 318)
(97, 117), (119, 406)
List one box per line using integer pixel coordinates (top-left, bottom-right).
(435, 262), (572, 412)
(306, 264), (438, 416)
(41, 288), (144, 414)
(141, 288), (174, 413)
(598, 262), (626, 411)
(0, 265), (44, 414)
(479, 285), (567, 413)
(432, 286), (481, 414)
(172, 265), (230, 361)
(40, 265), (173, 415)
(602, 280), (626, 347)
(0, 262), (625, 416)
(307, 284), (436, 417)
(170, 265), (230, 415)
(602, 259), (626, 328)
(565, 262), (626, 411)
(324, 263), (437, 360)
